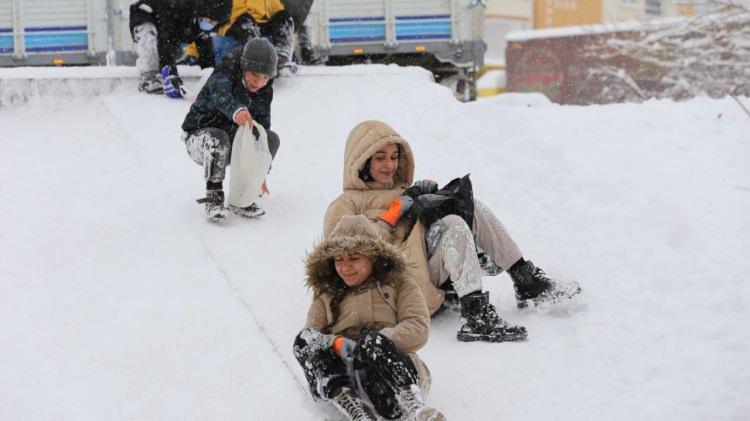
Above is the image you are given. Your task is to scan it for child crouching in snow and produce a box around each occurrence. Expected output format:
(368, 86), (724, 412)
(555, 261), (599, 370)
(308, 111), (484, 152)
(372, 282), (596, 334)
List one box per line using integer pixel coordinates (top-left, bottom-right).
(293, 215), (446, 421)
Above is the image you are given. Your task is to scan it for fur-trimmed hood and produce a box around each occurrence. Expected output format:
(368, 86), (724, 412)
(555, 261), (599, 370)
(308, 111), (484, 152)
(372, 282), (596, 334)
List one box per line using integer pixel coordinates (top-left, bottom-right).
(342, 120), (415, 191)
(305, 215), (407, 296)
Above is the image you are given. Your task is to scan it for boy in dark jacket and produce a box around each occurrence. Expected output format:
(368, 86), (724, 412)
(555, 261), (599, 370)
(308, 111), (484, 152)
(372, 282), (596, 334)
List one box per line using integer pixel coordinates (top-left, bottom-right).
(181, 38), (281, 220)
(129, 0), (232, 96)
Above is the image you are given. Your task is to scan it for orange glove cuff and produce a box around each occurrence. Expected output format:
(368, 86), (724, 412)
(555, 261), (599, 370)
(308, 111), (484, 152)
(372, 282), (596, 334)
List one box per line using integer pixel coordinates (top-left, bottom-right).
(332, 336), (346, 355)
(379, 198), (403, 226)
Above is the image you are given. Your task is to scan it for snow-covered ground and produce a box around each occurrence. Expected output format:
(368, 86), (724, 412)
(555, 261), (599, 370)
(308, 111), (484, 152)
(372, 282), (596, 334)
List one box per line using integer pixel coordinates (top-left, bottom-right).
(1, 65), (749, 421)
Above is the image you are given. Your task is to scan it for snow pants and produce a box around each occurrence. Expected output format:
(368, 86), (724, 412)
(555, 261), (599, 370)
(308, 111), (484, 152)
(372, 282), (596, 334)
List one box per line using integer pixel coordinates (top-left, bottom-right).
(132, 22), (159, 77)
(293, 328), (419, 420)
(183, 127), (280, 184)
(296, 21), (315, 54)
(427, 199), (523, 297)
(223, 11), (295, 63)
(282, 0), (315, 55)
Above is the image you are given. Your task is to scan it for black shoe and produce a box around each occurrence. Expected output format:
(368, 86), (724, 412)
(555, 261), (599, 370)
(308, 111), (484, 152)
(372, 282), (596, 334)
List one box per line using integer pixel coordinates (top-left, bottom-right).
(138, 72), (163, 94)
(300, 47), (323, 65)
(509, 260), (582, 309)
(196, 189), (227, 220)
(457, 291), (527, 342)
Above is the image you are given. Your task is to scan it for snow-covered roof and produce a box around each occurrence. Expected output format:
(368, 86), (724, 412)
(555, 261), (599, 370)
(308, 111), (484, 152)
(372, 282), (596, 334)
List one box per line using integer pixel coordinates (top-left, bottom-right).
(506, 17), (685, 42)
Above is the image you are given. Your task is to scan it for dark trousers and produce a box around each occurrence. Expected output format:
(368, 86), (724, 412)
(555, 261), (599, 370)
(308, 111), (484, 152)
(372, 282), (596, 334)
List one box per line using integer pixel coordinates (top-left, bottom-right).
(293, 329), (418, 420)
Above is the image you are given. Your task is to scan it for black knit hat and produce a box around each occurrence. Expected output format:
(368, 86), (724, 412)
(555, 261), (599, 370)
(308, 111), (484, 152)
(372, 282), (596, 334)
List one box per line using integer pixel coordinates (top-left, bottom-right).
(240, 38), (278, 78)
(195, 0), (232, 24)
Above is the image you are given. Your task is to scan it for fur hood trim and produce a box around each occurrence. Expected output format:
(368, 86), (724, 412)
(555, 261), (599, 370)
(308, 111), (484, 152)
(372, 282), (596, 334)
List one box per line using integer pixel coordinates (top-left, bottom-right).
(305, 216), (407, 296)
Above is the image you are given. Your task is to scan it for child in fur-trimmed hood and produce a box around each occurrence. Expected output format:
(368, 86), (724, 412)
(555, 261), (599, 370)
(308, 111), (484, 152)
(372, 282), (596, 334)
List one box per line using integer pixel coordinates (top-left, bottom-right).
(293, 215), (445, 421)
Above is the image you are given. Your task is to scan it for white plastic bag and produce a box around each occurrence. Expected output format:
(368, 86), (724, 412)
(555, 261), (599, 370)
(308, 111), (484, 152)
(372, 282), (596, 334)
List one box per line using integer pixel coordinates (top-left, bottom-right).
(228, 122), (272, 208)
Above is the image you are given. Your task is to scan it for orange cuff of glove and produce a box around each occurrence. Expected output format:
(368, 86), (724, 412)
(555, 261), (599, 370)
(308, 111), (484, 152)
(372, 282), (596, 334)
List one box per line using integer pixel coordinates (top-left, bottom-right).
(332, 336), (346, 355)
(379, 198), (403, 226)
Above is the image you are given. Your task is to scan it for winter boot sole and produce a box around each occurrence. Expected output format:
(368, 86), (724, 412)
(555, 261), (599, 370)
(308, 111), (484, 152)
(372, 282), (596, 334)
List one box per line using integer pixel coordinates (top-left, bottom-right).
(456, 329), (528, 343)
(228, 205), (265, 218)
(517, 286), (583, 310)
(206, 209), (228, 222)
(139, 88), (164, 95)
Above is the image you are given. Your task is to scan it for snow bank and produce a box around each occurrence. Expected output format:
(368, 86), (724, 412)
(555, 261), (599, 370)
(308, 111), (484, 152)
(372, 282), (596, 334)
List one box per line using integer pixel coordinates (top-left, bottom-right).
(1, 64), (749, 421)
(480, 92), (553, 107)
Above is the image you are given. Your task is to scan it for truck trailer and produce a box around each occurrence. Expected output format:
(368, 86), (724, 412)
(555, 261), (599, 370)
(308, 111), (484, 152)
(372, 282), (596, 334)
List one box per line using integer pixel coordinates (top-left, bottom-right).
(307, 0), (487, 101)
(1, 0), (487, 101)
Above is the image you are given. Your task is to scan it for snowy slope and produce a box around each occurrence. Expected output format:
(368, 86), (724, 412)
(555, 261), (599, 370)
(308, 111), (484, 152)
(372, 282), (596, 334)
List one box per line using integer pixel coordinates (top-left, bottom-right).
(1, 65), (749, 421)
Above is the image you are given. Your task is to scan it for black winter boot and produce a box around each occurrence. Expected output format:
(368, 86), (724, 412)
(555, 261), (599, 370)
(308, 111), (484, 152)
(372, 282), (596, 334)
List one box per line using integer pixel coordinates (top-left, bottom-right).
(138, 71), (163, 94)
(196, 189), (227, 221)
(457, 291), (527, 342)
(509, 259), (582, 309)
(300, 46), (323, 65)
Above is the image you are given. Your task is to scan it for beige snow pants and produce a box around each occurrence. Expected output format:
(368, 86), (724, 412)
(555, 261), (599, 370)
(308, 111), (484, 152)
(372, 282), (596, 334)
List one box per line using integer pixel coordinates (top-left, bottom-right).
(427, 200), (523, 297)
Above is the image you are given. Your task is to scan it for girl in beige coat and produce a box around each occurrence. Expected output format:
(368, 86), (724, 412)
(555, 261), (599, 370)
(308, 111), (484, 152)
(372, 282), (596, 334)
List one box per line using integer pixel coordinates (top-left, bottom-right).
(293, 215), (445, 421)
(323, 120), (581, 343)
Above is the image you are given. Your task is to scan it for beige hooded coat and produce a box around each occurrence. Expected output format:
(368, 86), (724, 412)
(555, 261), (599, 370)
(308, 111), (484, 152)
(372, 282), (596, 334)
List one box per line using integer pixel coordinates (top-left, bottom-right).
(305, 215), (432, 390)
(323, 121), (446, 314)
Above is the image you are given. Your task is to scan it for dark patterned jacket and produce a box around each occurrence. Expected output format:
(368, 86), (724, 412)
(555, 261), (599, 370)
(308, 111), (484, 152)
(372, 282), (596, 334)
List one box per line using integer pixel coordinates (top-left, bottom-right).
(129, 0), (214, 71)
(181, 48), (273, 137)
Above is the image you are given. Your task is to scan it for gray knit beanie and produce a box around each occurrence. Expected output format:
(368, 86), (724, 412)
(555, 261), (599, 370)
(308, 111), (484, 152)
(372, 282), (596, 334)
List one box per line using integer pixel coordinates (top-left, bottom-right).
(240, 38), (278, 78)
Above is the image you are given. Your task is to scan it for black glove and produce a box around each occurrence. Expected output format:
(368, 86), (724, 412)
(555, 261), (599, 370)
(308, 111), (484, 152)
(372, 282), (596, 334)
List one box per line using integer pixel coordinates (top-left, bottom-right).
(404, 179), (438, 199)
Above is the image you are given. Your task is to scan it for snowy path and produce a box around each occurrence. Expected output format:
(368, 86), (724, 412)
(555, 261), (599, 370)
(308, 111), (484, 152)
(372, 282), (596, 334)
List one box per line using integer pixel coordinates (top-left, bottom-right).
(0, 97), (312, 419)
(1, 66), (749, 420)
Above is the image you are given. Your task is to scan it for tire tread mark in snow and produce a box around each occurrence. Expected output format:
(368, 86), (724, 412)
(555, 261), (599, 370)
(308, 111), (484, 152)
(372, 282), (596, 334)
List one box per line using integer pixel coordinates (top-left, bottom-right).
(199, 241), (309, 395)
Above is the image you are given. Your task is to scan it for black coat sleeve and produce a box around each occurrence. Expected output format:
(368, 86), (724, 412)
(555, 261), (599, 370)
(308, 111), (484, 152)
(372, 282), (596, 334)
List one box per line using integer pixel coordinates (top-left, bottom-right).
(208, 72), (247, 120)
(251, 84), (274, 130)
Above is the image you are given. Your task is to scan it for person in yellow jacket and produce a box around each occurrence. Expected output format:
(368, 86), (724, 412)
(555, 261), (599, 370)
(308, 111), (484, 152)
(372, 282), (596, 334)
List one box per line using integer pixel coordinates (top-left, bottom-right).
(218, 0), (296, 74)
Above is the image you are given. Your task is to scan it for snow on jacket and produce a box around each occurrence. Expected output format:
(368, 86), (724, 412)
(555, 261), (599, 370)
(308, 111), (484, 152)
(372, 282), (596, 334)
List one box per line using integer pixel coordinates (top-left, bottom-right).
(304, 214), (432, 389)
(181, 48), (273, 136)
(323, 121), (446, 315)
(128, 0), (215, 70)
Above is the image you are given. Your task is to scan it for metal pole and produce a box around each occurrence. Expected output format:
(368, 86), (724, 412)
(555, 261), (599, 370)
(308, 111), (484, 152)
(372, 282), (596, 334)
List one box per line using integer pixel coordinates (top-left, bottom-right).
(105, 0), (116, 65)
(86, 0), (97, 58)
(450, 0), (460, 44)
(384, 0), (396, 48)
(11, 0), (25, 60)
